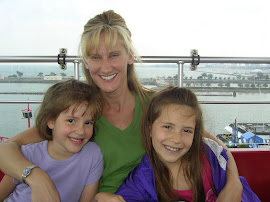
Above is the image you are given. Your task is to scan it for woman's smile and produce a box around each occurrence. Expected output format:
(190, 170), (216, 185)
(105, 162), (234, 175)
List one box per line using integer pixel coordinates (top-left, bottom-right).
(100, 73), (117, 81)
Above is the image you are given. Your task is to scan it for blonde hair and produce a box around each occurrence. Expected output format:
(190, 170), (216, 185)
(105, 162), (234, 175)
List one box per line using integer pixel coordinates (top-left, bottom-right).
(79, 10), (153, 106)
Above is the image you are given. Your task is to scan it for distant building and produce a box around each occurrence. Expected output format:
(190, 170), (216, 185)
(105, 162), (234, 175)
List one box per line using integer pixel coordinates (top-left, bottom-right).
(44, 76), (62, 80)
(0, 75), (4, 79)
(156, 76), (168, 87)
(79, 77), (86, 81)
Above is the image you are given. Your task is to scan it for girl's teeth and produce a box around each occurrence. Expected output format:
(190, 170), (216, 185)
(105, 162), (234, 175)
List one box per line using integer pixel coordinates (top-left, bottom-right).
(70, 138), (82, 143)
(165, 145), (180, 151)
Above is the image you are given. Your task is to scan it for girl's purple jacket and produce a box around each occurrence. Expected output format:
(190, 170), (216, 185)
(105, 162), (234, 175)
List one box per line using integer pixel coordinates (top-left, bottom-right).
(115, 138), (261, 202)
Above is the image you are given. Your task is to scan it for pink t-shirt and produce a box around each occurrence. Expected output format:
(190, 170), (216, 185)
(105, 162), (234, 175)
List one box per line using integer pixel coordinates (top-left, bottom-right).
(174, 155), (217, 202)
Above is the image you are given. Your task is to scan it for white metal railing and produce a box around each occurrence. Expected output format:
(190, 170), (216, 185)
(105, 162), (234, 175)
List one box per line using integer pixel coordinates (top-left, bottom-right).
(1, 55), (270, 63)
(1, 54), (270, 84)
(1, 53), (270, 105)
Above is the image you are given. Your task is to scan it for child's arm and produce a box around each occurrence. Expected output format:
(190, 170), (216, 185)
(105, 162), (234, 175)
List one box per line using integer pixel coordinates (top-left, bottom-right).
(79, 181), (98, 202)
(203, 130), (243, 201)
(0, 175), (16, 201)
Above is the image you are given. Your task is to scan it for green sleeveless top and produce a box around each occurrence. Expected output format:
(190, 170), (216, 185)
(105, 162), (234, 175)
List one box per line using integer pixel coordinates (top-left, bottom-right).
(93, 93), (147, 193)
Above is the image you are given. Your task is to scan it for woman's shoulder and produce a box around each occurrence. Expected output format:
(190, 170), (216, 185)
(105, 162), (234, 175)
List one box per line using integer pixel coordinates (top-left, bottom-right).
(135, 89), (156, 103)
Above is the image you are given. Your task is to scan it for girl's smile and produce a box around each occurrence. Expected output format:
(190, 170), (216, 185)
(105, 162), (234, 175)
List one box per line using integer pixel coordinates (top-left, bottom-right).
(150, 104), (196, 169)
(164, 145), (181, 152)
(47, 103), (94, 160)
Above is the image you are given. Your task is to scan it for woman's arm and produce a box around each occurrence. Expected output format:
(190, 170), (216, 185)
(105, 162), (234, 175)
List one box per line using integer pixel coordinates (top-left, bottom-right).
(6, 127), (43, 146)
(203, 130), (242, 201)
(216, 153), (243, 201)
(0, 127), (60, 201)
(0, 127), (43, 179)
(0, 175), (16, 201)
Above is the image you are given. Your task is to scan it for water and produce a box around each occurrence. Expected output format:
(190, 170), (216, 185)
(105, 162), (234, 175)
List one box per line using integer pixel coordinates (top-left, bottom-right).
(200, 92), (270, 136)
(1, 64), (270, 138)
(1, 83), (270, 139)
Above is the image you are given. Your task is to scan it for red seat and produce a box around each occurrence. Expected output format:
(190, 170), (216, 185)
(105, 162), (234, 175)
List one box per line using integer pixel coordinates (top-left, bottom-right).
(0, 170), (4, 181)
(231, 148), (270, 202)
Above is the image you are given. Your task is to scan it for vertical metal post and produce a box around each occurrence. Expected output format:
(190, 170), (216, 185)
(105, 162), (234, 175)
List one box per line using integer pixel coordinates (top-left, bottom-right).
(73, 60), (80, 80)
(178, 61), (184, 87)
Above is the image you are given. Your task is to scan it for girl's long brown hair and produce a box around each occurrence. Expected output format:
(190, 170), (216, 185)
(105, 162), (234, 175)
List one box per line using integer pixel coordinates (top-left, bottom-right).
(141, 86), (207, 202)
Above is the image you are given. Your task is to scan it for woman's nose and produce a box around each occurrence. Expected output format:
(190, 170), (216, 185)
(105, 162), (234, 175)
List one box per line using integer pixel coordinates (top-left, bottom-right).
(101, 58), (111, 71)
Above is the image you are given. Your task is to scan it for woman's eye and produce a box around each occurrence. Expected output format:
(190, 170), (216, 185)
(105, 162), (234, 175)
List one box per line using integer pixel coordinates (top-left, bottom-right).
(110, 53), (119, 58)
(90, 55), (100, 60)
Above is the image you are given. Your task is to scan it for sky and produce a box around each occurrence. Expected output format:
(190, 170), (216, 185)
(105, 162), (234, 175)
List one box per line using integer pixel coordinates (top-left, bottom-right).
(0, 0), (270, 57)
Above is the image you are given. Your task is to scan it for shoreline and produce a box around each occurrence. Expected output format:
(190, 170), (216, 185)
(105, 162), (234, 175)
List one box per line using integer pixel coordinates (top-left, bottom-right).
(0, 79), (60, 83)
(1, 78), (270, 93)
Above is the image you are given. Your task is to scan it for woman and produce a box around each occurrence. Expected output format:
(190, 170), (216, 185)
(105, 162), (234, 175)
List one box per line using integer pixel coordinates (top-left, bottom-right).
(0, 10), (242, 201)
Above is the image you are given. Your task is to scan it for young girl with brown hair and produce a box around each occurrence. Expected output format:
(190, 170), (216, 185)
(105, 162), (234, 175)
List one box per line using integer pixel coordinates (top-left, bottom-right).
(0, 79), (103, 202)
(116, 86), (260, 202)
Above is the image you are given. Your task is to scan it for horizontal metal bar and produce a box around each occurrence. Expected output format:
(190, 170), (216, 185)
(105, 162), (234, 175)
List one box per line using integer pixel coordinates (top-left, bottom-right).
(0, 56), (80, 63)
(0, 100), (42, 104)
(141, 56), (270, 64)
(1, 56), (270, 64)
(0, 100), (269, 105)
(200, 101), (270, 104)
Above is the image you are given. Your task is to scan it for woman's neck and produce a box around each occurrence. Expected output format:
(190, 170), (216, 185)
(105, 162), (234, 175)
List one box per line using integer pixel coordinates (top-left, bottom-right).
(102, 87), (134, 111)
(101, 88), (136, 130)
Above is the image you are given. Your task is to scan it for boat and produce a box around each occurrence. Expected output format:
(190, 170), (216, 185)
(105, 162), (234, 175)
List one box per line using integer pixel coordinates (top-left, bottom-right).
(217, 120), (270, 148)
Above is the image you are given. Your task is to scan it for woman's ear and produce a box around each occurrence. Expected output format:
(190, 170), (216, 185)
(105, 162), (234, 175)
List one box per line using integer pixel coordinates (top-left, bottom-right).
(47, 120), (55, 129)
(84, 61), (89, 70)
(128, 54), (134, 65)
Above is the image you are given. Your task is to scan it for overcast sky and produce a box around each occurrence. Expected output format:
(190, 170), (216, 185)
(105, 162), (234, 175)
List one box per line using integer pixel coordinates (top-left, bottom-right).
(1, 0), (269, 57)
